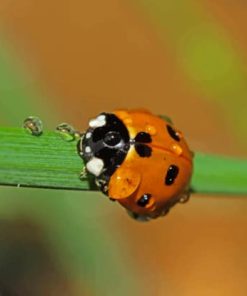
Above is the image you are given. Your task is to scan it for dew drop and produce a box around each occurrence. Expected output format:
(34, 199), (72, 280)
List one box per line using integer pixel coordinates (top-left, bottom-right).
(145, 124), (157, 136)
(56, 123), (79, 142)
(23, 116), (43, 136)
(172, 144), (183, 156)
(179, 190), (191, 203)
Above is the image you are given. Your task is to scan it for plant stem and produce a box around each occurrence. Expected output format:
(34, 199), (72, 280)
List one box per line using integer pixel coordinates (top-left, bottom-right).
(192, 153), (247, 195)
(0, 127), (246, 195)
(0, 127), (91, 191)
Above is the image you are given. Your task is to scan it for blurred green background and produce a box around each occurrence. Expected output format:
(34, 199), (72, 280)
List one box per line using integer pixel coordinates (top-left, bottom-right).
(0, 0), (246, 295)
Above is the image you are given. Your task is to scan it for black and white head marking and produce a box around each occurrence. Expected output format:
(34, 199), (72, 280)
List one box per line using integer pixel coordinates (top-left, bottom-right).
(77, 113), (130, 189)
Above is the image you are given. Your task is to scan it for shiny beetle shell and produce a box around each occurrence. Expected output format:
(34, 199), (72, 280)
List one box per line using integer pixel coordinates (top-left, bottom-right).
(77, 109), (193, 220)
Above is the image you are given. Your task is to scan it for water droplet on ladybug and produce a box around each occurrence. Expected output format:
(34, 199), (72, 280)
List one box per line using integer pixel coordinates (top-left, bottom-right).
(179, 190), (191, 203)
(116, 175), (122, 181)
(172, 144), (183, 156)
(56, 123), (79, 142)
(23, 116), (43, 136)
(145, 125), (157, 136)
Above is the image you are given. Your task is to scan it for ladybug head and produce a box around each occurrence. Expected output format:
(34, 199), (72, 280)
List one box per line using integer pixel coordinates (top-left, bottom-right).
(78, 113), (130, 179)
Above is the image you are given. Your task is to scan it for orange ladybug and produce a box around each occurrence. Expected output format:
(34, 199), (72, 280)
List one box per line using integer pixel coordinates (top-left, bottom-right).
(77, 109), (193, 221)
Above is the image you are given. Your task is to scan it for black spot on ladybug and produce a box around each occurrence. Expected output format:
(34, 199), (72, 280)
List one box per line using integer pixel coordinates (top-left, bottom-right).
(135, 144), (152, 157)
(135, 132), (152, 143)
(137, 193), (152, 207)
(167, 125), (180, 141)
(165, 165), (179, 185)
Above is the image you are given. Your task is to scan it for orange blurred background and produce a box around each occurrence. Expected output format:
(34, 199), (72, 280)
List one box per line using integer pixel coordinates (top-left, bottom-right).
(0, 0), (246, 295)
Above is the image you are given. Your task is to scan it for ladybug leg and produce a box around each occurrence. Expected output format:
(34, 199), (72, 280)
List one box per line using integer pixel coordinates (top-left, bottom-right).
(161, 207), (170, 217)
(77, 133), (86, 158)
(160, 196), (181, 217)
(79, 166), (88, 180)
(95, 177), (109, 195)
(126, 210), (151, 222)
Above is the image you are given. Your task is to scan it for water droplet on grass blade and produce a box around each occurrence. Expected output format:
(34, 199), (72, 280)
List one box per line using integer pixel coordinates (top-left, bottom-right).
(23, 116), (43, 136)
(56, 123), (80, 142)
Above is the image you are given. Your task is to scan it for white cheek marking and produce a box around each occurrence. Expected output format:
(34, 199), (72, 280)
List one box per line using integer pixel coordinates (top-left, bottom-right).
(85, 146), (91, 153)
(86, 157), (104, 176)
(97, 114), (106, 121)
(89, 115), (106, 128)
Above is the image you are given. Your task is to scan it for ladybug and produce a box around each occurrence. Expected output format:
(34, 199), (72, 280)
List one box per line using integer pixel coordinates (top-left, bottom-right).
(77, 109), (193, 221)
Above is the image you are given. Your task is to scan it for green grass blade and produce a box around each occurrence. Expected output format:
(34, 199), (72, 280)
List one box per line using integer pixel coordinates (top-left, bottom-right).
(192, 153), (247, 195)
(0, 127), (91, 190)
(0, 127), (246, 195)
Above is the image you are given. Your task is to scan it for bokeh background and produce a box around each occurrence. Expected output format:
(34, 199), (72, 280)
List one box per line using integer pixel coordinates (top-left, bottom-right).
(0, 0), (247, 295)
